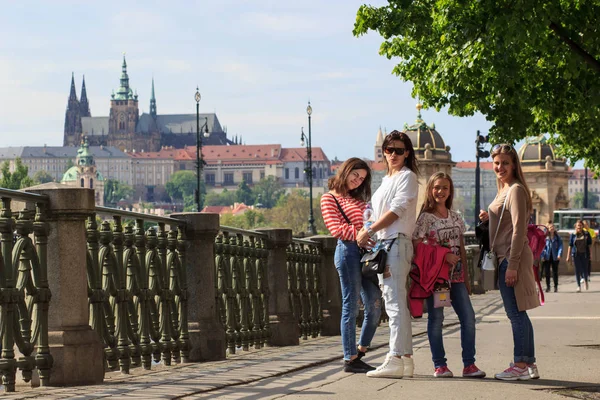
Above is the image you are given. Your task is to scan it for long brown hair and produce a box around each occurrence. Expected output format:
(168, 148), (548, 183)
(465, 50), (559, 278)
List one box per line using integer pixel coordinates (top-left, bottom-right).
(420, 172), (454, 215)
(382, 130), (419, 176)
(328, 157), (372, 201)
(491, 143), (532, 213)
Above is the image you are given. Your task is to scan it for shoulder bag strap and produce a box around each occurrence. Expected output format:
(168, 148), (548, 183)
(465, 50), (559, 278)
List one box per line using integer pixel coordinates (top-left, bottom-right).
(330, 194), (352, 225)
(490, 185), (513, 251)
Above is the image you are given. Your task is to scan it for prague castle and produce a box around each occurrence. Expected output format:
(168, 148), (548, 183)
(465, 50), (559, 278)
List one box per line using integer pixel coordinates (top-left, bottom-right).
(64, 56), (234, 152)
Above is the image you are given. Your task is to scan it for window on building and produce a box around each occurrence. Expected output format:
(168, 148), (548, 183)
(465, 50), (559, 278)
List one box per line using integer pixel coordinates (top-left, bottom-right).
(243, 172), (253, 184)
(90, 178), (94, 189)
(206, 174), (215, 185)
(260, 171), (265, 180)
(180, 163), (186, 170)
(80, 178), (84, 188)
(224, 173), (234, 185)
(295, 167), (299, 179)
(285, 168), (289, 179)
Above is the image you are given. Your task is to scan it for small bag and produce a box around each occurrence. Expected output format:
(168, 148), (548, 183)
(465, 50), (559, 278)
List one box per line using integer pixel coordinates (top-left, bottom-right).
(482, 186), (512, 271)
(361, 238), (396, 277)
(433, 281), (451, 308)
(481, 250), (497, 271)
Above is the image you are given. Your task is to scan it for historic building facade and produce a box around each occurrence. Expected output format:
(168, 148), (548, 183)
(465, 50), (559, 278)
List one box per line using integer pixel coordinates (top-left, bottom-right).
(61, 138), (105, 206)
(64, 56), (235, 152)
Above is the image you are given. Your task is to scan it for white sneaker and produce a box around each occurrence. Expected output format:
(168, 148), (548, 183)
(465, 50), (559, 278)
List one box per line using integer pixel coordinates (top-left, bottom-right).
(495, 365), (531, 381)
(403, 357), (414, 378)
(576, 287), (581, 292)
(366, 354), (404, 378)
(510, 362), (539, 379)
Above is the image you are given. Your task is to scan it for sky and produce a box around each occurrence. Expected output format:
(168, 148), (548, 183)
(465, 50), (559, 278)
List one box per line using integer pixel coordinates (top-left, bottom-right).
(2, 0), (506, 164)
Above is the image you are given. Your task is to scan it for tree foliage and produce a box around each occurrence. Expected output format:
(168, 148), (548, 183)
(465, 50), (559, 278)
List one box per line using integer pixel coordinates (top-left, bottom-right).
(104, 179), (134, 206)
(236, 180), (254, 205)
(0, 158), (34, 189)
(252, 176), (285, 208)
(354, 1), (600, 169)
(32, 170), (54, 184)
(166, 171), (202, 200)
(571, 191), (600, 209)
(205, 189), (236, 207)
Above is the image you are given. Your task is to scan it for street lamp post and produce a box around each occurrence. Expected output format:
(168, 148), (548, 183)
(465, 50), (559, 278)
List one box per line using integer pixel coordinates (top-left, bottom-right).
(584, 166), (589, 208)
(475, 130), (490, 226)
(300, 101), (316, 235)
(195, 87), (210, 212)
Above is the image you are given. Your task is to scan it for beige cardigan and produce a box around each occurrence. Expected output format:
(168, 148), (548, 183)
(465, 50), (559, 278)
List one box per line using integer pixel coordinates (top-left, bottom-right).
(489, 183), (540, 312)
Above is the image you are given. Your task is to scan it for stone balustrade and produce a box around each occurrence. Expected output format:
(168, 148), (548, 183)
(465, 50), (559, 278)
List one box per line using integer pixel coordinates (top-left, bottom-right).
(0, 186), (496, 393)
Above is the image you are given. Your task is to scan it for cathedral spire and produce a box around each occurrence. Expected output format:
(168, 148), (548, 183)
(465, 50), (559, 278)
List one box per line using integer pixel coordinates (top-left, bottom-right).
(114, 54), (133, 100)
(150, 77), (157, 118)
(69, 72), (78, 102)
(80, 75), (91, 117)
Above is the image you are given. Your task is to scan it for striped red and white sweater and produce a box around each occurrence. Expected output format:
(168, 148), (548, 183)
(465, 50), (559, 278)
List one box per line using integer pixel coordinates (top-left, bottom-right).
(320, 193), (366, 241)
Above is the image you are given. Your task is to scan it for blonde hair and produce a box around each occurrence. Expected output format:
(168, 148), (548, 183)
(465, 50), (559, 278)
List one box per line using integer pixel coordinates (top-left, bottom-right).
(491, 144), (532, 213)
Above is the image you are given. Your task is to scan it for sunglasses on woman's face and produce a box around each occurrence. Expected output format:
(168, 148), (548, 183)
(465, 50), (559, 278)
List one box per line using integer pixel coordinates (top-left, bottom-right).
(492, 144), (513, 152)
(384, 147), (406, 156)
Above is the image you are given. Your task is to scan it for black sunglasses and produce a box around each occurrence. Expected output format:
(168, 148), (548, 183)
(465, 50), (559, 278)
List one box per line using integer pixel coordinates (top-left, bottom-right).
(492, 144), (513, 152)
(384, 147), (406, 156)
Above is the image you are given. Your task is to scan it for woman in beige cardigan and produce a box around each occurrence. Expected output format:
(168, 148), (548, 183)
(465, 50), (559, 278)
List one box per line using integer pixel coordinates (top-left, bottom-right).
(479, 144), (540, 381)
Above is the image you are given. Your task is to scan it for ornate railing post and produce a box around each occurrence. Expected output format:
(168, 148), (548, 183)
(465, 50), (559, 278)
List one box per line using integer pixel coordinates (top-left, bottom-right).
(171, 212), (226, 361)
(26, 186), (104, 386)
(256, 229), (299, 346)
(310, 236), (340, 336)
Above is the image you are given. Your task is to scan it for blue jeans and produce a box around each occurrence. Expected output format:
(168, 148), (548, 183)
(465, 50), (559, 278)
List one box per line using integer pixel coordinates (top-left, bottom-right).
(498, 259), (536, 364)
(574, 253), (588, 286)
(334, 240), (382, 361)
(426, 282), (476, 368)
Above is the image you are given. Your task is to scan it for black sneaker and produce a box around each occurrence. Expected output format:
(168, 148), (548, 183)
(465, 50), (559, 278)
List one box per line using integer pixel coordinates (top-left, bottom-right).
(344, 358), (376, 373)
(554, 287), (558, 293)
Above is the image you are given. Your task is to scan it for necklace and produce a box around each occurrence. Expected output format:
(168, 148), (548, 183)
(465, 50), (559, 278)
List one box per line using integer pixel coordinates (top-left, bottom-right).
(434, 208), (449, 219)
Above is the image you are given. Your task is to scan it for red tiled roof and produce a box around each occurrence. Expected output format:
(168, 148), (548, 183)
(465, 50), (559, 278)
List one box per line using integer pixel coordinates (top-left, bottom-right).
(181, 144), (283, 163)
(570, 169), (596, 179)
(280, 147), (329, 162)
(201, 205), (231, 214)
(128, 147), (190, 159)
(370, 161), (387, 172)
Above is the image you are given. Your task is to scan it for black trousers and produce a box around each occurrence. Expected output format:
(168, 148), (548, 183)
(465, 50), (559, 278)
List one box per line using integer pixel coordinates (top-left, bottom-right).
(542, 259), (559, 289)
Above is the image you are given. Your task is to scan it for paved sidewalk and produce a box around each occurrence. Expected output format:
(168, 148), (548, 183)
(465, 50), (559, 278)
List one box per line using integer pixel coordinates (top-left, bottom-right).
(4, 275), (599, 399)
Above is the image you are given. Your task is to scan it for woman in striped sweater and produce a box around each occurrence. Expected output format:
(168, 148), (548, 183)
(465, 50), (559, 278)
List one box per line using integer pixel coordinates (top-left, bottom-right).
(320, 157), (380, 373)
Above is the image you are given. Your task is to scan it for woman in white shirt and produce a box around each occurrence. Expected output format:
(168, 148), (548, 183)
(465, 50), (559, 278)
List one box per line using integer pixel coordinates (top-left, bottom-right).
(357, 130), (419, 379)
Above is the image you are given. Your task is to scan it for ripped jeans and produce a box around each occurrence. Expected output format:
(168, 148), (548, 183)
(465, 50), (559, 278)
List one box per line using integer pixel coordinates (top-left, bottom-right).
(335, 240), (382, 361)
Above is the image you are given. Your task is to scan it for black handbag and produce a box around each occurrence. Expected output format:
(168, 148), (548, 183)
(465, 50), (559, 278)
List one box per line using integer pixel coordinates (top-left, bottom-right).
(361, 238), (396, 277)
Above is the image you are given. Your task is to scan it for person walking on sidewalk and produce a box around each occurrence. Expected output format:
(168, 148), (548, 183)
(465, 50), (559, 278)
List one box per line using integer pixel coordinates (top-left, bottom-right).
(582, 220), (595, 283)
(320, 157), (381, 373)
(566, 220), (591, 292)
(479, 144), (541, 381)
(412, 172), (486, 379)
(540, 222), (562, 293)
(356, 130), (418, 379)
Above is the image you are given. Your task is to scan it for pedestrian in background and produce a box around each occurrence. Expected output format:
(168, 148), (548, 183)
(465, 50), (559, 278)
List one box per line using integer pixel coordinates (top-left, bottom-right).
(320, 157), (380, 373)
(566, 220), (591, 292)
(479, 144), (540, 381)
(582, 220), (595, 282)
(413, 172), (486, 379)
(357, 130), (419, 379)
(540, 222), (562, 293)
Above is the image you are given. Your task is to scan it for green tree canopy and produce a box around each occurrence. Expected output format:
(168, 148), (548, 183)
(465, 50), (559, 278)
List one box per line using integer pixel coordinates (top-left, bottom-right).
(0, 158), (34, 189)
(236, 180), (254, 205)
(354, 1), (600, 169)
(251, 176), (285, 208)
(32, 170), (54, 184)
(104, 179), (134, 206)
(166, 171), (202, 201)
(571, 192), (600, 209)
(205, 188), (236, 207)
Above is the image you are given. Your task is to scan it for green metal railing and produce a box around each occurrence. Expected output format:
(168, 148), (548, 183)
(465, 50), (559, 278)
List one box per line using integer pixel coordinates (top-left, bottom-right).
(0, 189), (52, 392)
(215, 227), (269, 354)
(287, 238), (322, 340)
(86, 207), (189, 373)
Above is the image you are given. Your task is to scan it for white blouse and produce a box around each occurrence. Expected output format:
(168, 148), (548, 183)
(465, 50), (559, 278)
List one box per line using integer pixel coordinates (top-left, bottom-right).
(371, 166), (418, 239)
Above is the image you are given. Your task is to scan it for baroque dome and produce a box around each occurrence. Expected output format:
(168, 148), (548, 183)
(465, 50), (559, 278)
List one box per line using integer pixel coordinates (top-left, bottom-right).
(517, 136), (566, 166)
(403, 104), (447, 151)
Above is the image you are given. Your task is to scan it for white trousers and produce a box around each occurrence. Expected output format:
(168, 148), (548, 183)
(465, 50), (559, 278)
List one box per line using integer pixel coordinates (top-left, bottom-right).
(380, 234), (413, 356)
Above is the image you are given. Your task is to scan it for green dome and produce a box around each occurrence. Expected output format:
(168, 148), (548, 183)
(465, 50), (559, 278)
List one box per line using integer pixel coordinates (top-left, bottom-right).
(61, 166), (79, 182)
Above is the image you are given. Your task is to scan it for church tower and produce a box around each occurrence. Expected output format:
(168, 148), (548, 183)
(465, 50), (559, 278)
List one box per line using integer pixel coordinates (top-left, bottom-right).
(150, 77), (157, 118)
(374, 126), (384, 162)
(63, 73), (83, 146)
(108, 55), (140, 151)
(79, 76), (91, 117)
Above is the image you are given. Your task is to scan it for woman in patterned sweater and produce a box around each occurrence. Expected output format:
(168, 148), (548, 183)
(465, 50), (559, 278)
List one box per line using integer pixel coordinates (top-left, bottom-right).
(412, 172), (486, 379)
(320, 157), (380, 373)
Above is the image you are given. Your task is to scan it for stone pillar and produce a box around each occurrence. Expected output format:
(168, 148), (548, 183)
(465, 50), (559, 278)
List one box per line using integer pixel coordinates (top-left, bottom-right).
(171, 212), (226, 361)
(256, 228), (299, 346)
(311, 236), (341, 336)
(26, 186), (104, 386)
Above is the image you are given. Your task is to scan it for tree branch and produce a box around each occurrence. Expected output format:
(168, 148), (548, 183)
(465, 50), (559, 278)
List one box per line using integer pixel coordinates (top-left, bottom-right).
(549, 21), (600, 73)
